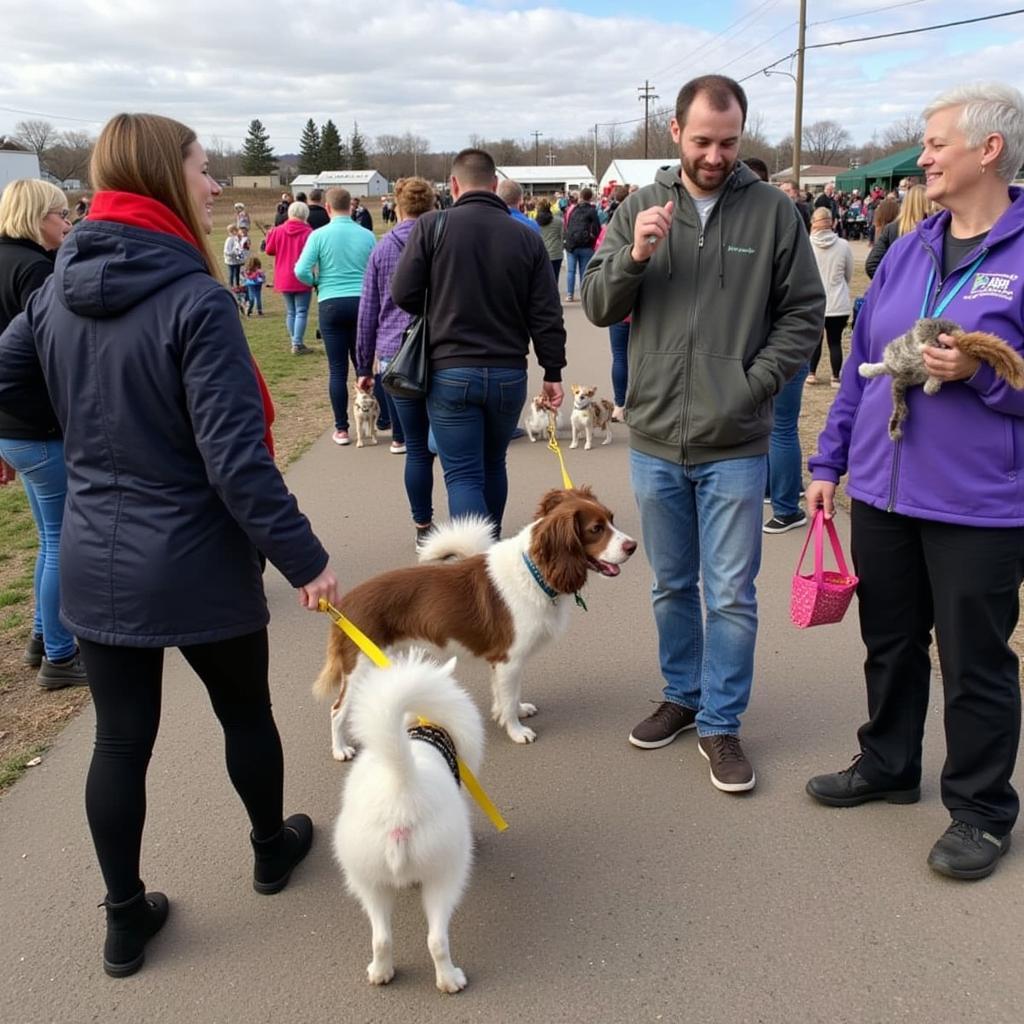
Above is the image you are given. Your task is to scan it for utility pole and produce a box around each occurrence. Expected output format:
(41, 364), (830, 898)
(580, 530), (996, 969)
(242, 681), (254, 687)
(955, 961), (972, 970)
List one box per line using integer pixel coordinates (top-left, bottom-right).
(792, 0), (807, 192)
(637, 80), (659, 159)
(531, 130), (543, 166)
(593, 124), (599, 183)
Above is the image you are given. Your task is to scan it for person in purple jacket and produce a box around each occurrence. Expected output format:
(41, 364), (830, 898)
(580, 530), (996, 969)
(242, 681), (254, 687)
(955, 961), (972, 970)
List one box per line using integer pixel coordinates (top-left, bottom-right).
(804, 83), (1024, 881)
(356, 176), (438, 546)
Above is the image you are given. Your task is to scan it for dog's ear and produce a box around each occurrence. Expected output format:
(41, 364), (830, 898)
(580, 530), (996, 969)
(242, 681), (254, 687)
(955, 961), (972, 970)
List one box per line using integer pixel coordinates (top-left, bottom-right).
(535, 488), (569, 518)
(531, 504), (589, 595)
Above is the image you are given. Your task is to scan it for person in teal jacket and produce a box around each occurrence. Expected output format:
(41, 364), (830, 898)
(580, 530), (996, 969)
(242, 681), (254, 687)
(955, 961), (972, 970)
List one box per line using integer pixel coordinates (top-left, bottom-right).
(295, 188), (376, 445)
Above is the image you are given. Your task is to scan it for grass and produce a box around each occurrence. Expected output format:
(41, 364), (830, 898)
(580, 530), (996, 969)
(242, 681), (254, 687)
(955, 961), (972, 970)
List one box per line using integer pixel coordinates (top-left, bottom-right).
(0, 742), (47, 790)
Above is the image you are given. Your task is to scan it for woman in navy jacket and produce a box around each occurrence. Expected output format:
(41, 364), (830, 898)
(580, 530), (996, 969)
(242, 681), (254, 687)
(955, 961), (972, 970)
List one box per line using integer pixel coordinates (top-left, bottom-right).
(0, 114), (339, 977)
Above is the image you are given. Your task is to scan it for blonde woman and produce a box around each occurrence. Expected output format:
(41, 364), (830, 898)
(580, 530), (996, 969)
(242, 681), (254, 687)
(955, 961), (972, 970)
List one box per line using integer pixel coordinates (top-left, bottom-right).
(0, 179), (82, 687)
(0, 114), (339, 975)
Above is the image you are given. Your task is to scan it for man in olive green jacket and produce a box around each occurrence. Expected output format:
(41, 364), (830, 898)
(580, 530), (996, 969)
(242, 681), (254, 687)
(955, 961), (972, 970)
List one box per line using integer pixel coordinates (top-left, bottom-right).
(582, 74), (824, 794)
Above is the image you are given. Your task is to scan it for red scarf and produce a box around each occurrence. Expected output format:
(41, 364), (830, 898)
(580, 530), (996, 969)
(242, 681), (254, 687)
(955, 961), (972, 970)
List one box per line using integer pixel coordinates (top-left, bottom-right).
(86, 191), (276, 457)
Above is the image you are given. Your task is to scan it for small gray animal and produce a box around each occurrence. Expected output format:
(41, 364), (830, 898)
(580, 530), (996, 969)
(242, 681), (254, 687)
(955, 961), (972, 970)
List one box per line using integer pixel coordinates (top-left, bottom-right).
(858, 317), (1024, 440)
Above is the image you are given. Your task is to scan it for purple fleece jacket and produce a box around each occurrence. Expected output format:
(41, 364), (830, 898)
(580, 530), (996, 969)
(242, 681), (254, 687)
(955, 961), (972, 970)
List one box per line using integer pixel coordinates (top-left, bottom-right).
(810, 187), (1024, 527)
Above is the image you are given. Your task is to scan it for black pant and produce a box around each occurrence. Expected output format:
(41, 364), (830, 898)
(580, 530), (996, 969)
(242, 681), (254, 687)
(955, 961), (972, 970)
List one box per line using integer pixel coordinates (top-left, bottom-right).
(850, 500), (1024, 834)
(810, 315), (848, 379)
(79, 629), (284, 902)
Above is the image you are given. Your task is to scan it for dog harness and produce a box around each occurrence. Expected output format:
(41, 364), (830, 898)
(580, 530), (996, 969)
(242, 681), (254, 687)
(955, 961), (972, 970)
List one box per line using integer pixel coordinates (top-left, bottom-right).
(407, 723), (461, 786)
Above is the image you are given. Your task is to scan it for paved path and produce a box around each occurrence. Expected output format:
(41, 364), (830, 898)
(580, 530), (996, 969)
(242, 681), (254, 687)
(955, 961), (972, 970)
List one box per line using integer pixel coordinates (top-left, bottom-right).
(2, 303), (1021, 1024)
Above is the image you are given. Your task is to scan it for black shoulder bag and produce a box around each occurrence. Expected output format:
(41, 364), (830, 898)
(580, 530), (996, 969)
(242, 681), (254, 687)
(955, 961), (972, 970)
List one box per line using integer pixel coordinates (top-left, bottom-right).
(382, 212), (447, 400)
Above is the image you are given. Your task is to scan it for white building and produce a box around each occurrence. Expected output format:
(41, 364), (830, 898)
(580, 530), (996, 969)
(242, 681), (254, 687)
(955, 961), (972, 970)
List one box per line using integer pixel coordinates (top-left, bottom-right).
(770, 164), (849, 190)
(599, 159), (678, 193)
(312, 170), (388, 197)
(0, 140), (41, 191)
(496, 165), (595, 194)
(287, 174), (319, 194)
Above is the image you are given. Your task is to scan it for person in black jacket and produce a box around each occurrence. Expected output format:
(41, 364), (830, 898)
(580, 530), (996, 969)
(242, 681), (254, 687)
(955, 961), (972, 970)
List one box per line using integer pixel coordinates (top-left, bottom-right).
(0, 114), (340, 978)
(305, 187), (330, 230)
(0, 179), (87, 688)
(351, 196), (373, 231)
(563, 186), (601, 301)
(391, 147), (566, 534)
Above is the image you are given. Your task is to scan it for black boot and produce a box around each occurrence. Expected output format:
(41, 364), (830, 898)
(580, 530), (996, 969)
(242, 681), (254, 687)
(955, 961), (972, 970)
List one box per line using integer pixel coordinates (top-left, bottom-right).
(101, 887), (170, 978)
(251, 813), (314, 895)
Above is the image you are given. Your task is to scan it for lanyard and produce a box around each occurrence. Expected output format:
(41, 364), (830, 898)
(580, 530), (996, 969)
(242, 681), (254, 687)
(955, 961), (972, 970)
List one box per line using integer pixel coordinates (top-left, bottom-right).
(919, 252), (986, 318)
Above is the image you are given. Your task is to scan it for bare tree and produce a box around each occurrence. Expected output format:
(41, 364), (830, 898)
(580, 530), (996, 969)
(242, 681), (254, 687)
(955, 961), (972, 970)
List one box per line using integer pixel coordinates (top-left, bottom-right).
(14, 119), (59, 161)
(44, 130), (94, 184)
(881, 114), (923, 154)
(372, 133), (405, 182)
(740, 111), (777, 171)
(206, 135), (241, 182)
(400, 132), (431, 177)
(802, 120), (852, 166)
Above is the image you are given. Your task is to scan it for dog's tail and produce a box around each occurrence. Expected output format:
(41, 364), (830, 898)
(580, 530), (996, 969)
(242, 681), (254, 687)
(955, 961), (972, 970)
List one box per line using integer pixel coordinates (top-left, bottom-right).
(312, 630), (348, 700)
(347, 648), (484, 779)
(417, 515), (493, 563)
(955, 331), (1024, 389)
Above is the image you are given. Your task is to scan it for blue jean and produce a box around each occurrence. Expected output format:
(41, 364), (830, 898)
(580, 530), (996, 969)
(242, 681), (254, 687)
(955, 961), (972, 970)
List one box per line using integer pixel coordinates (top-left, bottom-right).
(318, 296), (359, 429)
(767, 363), (808, 518)
(282, 291), (311, 347)
(609, 320), (630, 407)
(245, 283), (263, 314)
(0, 437), (76, 662)
(565, 247), (593, 298)
(427, 367), (528, 533)
(630, 449), (766, 736)
(391, 393), (435, 525)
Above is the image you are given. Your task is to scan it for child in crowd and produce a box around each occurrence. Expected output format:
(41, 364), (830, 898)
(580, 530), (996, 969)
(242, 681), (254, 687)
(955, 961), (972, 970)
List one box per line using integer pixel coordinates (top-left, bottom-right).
(243, 257), (265, 317)
(223, 225), (245, 287)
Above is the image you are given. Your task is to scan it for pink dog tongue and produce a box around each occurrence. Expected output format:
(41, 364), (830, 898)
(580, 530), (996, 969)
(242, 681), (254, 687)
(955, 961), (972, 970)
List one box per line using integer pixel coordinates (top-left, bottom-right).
(589, 558), (620, 577)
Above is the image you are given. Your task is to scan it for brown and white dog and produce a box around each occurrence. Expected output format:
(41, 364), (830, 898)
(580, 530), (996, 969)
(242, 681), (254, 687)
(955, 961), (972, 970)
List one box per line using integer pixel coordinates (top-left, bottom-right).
(569, 385), (614, 450)
(313, 487), (636, 759)
(523, 393), (565, 442)
(352, 386), (380, 448)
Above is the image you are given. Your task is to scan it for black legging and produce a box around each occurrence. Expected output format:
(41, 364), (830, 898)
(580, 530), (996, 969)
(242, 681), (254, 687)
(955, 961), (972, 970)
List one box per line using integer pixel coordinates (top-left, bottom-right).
(811, 314), (849, 379)
(79, 629), (284, 902)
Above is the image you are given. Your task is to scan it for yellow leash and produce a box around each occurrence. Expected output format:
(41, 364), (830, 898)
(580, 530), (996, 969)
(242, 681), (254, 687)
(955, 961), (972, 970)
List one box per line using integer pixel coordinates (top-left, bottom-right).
(317, 599), (509, 832)
(546, 419), (574, 489)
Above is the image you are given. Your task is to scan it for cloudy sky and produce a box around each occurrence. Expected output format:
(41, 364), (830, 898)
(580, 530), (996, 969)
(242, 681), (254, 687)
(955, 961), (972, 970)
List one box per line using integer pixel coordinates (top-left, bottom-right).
(3, 0), (1021, 159)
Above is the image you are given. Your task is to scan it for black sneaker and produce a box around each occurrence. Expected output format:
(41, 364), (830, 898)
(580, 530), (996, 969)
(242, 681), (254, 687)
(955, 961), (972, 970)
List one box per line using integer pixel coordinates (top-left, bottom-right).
(415, 524), (436, 552)
(763, 511), (808, 534)
(37, 651), (89, 690)
(698, 734), (756, 793)
(628, 701), (697, 749)
(806, 756), (920, 807)
(927, 820), (1011, 880)
(23, 634), (44, 668)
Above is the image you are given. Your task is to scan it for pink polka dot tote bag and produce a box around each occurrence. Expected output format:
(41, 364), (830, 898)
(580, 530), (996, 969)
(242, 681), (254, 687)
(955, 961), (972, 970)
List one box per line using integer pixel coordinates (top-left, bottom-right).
(790, 509), (859, 628)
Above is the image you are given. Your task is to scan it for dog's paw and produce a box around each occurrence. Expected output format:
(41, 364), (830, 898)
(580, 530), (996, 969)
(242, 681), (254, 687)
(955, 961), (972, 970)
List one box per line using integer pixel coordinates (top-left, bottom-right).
(356, 440), (365, 448)
(506, 722), (537, 744)
(569, 440), (578, 449)
(436, 966), (467, 994)
(332, 745), (357, 762)
(371, 437), (379, 445)
(584, 441), (593, 450)
(367, 961), (395, 986)
(519, 701), (538, 718)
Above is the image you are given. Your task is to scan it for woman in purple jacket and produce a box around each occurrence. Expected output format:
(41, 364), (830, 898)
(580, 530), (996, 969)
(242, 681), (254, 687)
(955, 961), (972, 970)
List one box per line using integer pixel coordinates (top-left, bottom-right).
(804, 83), (1024, 881)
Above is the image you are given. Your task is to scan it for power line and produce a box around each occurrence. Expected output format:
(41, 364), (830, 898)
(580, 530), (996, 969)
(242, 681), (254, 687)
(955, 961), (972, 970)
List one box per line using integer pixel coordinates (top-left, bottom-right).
(807, 0), (931, 28)
(0, 104), (103, 126)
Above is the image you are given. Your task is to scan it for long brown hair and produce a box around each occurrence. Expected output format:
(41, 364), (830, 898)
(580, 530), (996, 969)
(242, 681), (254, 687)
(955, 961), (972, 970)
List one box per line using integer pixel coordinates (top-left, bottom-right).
(90, 113), (218, 278)
(873, 197), (900, 235)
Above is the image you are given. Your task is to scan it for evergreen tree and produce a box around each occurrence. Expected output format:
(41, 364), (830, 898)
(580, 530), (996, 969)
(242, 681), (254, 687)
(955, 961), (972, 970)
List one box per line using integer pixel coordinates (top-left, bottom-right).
(298, 118), (321, 174)
(349, 121), (369, 169)
(319, 119), (344, 170)
(240, 119), (277, 175)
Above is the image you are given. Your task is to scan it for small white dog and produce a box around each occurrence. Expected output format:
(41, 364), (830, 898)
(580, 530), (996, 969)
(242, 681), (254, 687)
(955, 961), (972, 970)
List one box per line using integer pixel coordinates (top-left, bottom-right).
(523, 394), (565, 442)
(569, 384), (614, 450)
(352, 386), (380, 448)
(333, 649), (484, 994)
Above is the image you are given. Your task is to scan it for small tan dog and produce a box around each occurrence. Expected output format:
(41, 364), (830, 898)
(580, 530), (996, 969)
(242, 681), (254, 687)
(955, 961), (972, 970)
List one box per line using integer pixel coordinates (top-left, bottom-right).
(569, 385), (614, 450)
(523, 394), (565, 442)
(352, 386), (380, 448)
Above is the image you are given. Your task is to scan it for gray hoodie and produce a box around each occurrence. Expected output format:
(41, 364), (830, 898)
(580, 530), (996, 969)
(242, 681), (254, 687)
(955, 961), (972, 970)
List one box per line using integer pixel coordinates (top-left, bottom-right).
(581, 162), (825, 465)
(809, 228), (854, 317)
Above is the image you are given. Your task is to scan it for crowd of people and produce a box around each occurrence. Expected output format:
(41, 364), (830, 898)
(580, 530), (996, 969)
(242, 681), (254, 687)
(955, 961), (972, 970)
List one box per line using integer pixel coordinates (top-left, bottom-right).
(0, 74), (1022, 981)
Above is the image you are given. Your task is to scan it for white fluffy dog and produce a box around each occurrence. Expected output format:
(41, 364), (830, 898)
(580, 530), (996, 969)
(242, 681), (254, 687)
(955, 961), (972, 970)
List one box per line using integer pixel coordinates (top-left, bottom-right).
(333, 649), (484, 993)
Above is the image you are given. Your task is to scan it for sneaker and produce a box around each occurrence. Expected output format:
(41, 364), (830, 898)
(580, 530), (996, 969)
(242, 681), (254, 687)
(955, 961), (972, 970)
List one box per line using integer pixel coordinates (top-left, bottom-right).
(927, 820), (1011, 880)
(805, 374), (818, 386)
(389, 441), (407, 455)
(415, 524), (436, 551)
(830, 378), (841, 389)
(332, 430), (351, 446)
(292, 344), (311, 356)
(23, 633), (44, 668)
(628, 701), (697, 749)
(37, 651), (89, 690)
(763, 511), (808, 534)
(611, 405), (625, 422)
(698, 734), (755, 792)
(806, 757), (920, 807)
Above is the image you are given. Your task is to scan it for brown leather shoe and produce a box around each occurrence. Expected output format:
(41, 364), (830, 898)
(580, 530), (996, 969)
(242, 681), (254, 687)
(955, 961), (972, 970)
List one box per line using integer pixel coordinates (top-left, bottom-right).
(628, 701), (697, 749)
(698, 734), (755, 793)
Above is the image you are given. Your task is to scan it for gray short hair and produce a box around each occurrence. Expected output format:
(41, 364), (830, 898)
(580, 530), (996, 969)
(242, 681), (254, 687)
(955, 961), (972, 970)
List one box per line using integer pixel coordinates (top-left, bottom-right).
(496, 179), (523, 206)
(287, 201), (309, 221)
(923, 82), (1024, 182)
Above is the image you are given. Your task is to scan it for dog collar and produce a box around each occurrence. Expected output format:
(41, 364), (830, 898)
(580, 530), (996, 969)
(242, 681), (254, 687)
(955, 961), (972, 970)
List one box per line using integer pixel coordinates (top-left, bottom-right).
(522, 552), (559, 603)
(408, 723), (461, 786)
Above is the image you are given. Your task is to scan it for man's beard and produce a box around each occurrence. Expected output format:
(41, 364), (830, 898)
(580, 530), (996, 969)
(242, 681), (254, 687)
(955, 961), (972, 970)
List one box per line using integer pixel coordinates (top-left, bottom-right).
(682, 155), (735, 194)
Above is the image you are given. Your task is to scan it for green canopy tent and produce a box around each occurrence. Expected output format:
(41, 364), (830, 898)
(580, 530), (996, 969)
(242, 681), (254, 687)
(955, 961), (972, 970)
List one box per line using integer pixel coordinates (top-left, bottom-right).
(835, 145), (923, 194)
